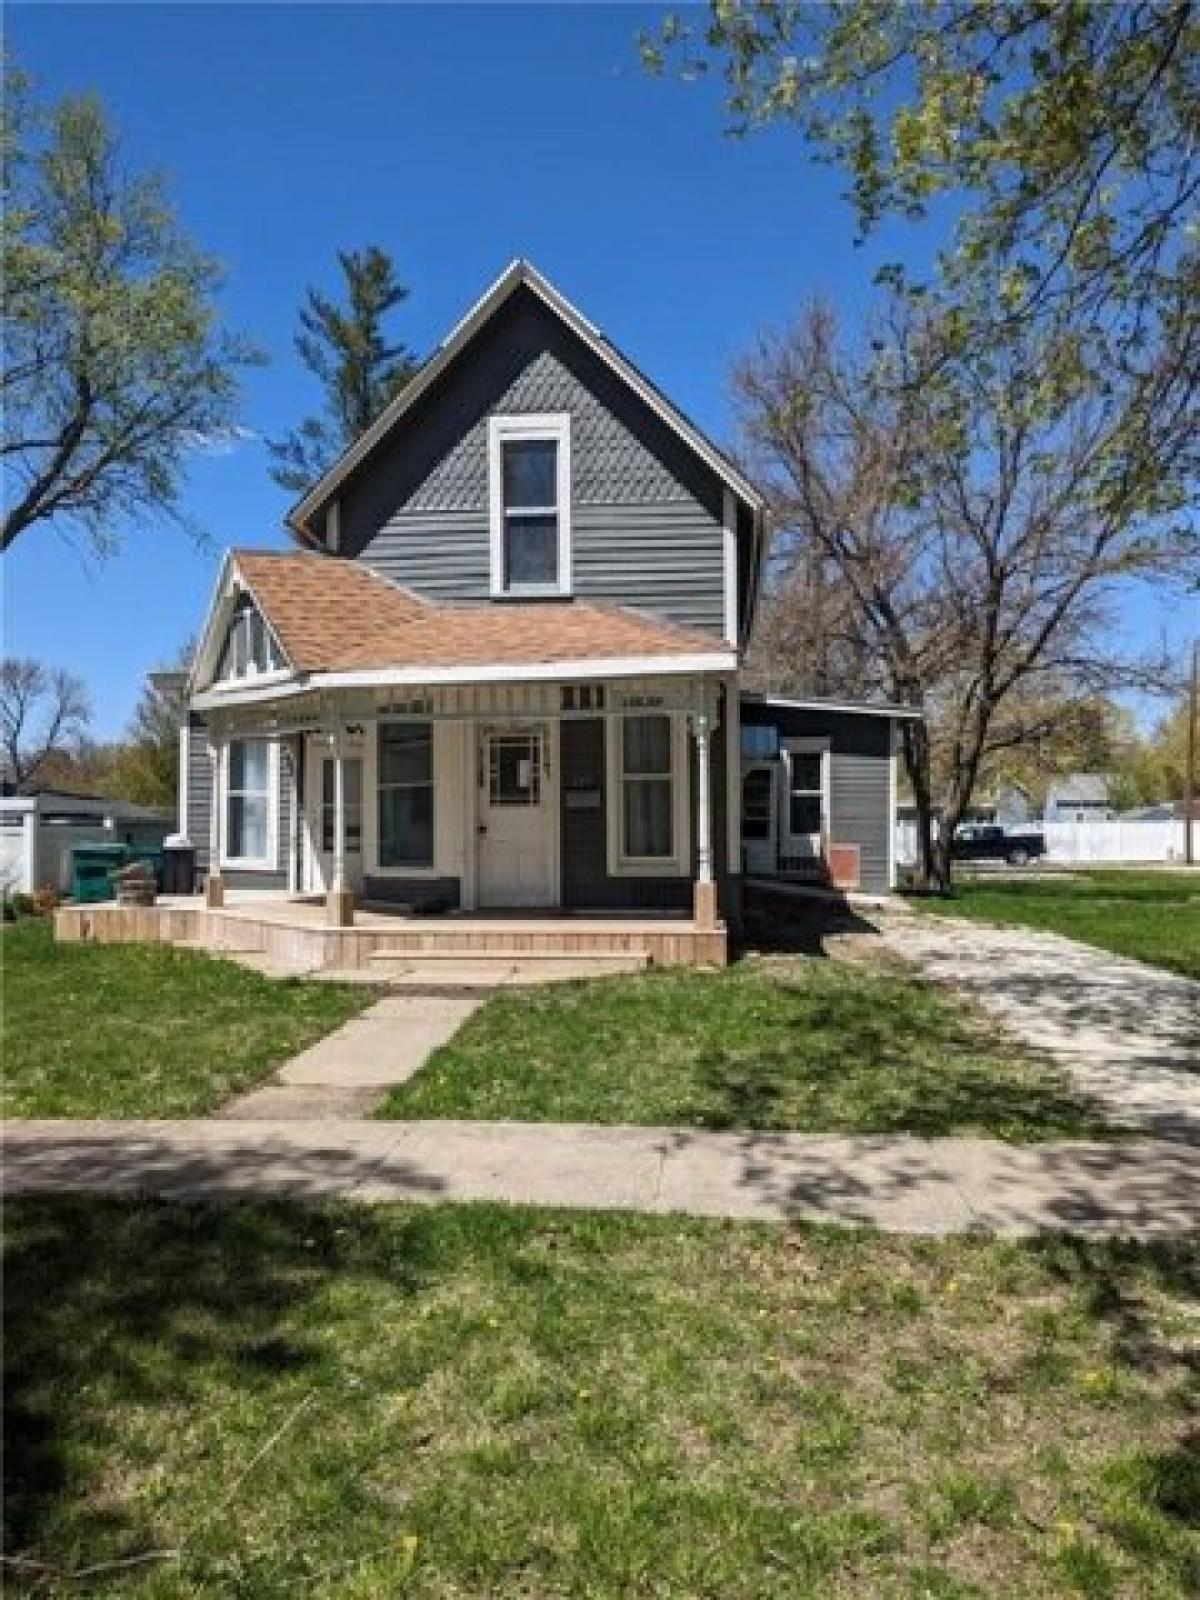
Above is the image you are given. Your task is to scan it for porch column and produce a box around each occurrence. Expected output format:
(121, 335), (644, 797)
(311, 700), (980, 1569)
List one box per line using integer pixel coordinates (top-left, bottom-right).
(325, 734), (354, 927)
(692, 711), (717, 929)
(206, 737), (224, 907)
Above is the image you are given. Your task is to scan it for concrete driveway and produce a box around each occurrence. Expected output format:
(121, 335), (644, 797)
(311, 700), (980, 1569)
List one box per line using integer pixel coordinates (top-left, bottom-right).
(880, 915), (1199, 1139)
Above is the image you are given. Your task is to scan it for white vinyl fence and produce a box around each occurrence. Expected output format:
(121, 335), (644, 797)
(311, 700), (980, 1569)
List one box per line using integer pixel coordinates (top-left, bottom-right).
(896, 818), (1200, 868)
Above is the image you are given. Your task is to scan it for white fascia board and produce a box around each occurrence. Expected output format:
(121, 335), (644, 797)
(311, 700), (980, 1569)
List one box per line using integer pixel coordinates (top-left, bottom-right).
(747, 695), (924, 720)
(191, 676), (312, 712)
(288, 259), (765, 534)
(311, 652), (737, 691)
(190, 651), (737, 711)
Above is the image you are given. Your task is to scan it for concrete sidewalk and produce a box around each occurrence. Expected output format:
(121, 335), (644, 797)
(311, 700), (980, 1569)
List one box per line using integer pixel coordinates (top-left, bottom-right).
(879, 915), (1200, 1138)
(4, 1120), (1197, 1237)
(218, 995), (480, 1119)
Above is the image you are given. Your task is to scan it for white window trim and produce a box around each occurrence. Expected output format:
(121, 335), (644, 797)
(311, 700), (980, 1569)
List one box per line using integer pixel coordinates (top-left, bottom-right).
(782, 737), (831, 850)
(368, 718), (440, 878)
(178, 722), (191, 838)
(488, 412), (572, 598)
(722, 488), (739, 648)
(605, 711), (690, 877)
(219, 737), (279, 871)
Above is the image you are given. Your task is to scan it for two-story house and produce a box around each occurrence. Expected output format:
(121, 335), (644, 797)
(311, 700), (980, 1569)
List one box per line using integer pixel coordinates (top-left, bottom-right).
(181, 262), (760, 963)
(167, 261), (911, 973)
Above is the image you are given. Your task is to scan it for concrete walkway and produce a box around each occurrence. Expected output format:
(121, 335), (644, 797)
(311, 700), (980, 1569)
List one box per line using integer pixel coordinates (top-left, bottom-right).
(3, 1120), (1197, 1237)
(878, 915), (1200, 1139)
(219, 995), (480, 1119)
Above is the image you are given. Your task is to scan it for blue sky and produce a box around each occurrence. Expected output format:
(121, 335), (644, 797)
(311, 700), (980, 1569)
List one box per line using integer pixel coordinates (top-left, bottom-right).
(5, 3), (1190, 738)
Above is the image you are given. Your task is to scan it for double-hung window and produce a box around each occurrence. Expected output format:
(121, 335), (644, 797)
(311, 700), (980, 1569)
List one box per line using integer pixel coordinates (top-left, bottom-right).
(610, 713), (686, 873)
(377, 724), (434, 869)
(223, 738), (274, 866)
(488, 414), (571, 596)
(785, 740), (828, 844)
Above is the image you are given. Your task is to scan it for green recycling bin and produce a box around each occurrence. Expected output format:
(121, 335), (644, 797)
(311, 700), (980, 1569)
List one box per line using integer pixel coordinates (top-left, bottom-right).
(69, 843), (129, 904)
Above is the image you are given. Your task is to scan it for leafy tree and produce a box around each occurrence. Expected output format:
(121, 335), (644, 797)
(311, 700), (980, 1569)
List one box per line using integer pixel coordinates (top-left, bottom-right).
(736, 300), (1195, 886)
(103, 642), (193, 809)
(1, 66), (259, 553)
(268, 247), (419, 495)
(643, 3), (1198, 374)
(0, 658), (91, 792)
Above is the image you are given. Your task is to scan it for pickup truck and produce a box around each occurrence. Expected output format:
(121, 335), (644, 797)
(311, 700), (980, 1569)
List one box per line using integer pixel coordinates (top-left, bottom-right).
(950, 823), (1047, 866)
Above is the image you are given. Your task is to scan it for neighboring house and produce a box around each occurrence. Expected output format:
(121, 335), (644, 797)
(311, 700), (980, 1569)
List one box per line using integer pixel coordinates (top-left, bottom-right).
(965, 783), (1032, 829)
(1044, 773), (1113, 823)
(182, 261), (910, 950)
(1, 789), (171, 895)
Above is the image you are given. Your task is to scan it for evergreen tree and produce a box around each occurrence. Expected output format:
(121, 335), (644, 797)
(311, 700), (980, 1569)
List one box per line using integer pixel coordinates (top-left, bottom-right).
(268, 247), (419, 494)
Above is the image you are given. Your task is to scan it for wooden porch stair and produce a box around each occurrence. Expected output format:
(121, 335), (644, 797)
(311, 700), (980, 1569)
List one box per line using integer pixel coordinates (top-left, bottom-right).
(54, 902), (727, 975)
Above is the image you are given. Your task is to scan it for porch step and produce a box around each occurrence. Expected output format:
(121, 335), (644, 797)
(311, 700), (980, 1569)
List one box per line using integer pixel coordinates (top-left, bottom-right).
(175, 940), (320, 979)
(363, 951), (650, 988)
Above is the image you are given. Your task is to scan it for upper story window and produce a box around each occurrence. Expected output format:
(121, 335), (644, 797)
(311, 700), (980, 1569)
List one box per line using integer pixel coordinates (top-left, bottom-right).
(488, 413), (571, 597)
(217, 597), (284, 681)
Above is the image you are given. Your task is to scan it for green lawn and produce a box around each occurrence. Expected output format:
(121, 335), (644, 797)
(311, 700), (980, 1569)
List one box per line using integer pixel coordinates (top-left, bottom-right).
(378, 959), (1115, 1141)
(1, 919), (369, 1118)
(4, 1197), (1196, 1598)
(912, 870), (1200, 980)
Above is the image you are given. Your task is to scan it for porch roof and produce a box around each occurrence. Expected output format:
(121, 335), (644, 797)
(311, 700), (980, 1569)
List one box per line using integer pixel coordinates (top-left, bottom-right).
(228, 550), (734, 679)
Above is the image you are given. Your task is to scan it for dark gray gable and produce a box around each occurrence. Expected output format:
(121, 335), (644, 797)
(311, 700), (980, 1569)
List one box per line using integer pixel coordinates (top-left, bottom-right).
(330, 288), (733, 634)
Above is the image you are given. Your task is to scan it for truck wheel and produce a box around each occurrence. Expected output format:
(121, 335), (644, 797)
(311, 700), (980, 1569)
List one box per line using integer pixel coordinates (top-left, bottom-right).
(1008, 846), (1030, 866)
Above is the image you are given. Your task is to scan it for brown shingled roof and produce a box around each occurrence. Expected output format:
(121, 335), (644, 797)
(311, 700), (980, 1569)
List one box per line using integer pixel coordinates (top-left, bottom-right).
(232, 551), (726, 675)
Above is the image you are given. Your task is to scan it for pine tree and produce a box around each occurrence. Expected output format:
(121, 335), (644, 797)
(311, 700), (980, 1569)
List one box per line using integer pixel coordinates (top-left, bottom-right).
(268, 247), (418, 494)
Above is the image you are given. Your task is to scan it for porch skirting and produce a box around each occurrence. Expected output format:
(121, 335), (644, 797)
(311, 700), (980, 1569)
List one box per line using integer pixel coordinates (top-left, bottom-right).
(54, 901), (728, 970)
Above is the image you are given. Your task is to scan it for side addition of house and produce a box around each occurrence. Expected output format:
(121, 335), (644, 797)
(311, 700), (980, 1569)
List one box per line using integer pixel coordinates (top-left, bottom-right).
(183, 261), (765, 958)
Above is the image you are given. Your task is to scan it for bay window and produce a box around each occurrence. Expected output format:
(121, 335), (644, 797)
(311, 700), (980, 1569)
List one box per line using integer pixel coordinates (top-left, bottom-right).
(378, 723), (433, 869)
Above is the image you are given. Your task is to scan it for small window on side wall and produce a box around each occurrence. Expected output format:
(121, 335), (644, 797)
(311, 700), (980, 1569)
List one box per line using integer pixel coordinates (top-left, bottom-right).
(488, 415), (570, 596)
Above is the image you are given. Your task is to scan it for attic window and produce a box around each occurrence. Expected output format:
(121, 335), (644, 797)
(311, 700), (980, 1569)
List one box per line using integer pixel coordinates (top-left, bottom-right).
(218, 597), (284, 680)
(488, 414), (571, 597)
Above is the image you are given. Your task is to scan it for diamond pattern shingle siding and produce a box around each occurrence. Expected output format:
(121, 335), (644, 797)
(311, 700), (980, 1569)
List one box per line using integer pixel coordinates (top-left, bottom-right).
(408, 351), (688, 512)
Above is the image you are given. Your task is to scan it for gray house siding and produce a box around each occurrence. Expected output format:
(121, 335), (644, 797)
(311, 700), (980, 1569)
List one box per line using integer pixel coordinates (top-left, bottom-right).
(740, 702), (895, 893)
(337, 289), (732, 636)
(559, 714), (732, 916)
(186, 714), (293, 890)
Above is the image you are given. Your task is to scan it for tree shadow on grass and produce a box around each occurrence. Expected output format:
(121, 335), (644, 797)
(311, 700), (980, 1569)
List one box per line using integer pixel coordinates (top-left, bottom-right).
(688, 977), (1117, 1141)
(2, 1194), (448, 1585)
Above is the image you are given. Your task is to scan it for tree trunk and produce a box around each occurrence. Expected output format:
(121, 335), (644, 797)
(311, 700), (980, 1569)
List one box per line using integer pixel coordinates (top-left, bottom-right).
(899, 719), (939, 890)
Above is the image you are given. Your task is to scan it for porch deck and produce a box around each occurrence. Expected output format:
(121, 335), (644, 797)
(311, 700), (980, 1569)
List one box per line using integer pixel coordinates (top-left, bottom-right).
(54, 892), (727, 972)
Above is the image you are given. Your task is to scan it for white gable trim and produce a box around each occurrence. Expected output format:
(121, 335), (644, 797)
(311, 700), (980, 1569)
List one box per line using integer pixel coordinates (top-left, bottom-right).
(188, 554), (297, 696)
(287, 259), (765, 538)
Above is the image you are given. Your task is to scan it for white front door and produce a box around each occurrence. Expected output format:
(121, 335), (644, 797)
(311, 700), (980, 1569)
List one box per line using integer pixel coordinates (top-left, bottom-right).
(304, 740), (363, 893)
(477, 724), (556, 907)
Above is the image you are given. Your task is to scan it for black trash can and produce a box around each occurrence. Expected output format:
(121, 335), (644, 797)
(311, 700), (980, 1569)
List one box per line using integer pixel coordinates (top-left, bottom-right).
(161, 836), (197, 895)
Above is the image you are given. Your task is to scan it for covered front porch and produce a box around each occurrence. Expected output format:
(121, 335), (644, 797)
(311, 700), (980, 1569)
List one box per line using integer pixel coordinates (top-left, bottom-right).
(180, 670), (739, 967)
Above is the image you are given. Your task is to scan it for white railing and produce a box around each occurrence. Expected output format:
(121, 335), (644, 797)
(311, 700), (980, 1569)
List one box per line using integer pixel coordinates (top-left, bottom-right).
(895, 818), (1200, 867)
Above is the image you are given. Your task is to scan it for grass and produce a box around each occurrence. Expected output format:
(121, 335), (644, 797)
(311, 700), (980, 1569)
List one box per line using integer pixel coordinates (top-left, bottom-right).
(912, 870), (1200, 980)
(378, 959), (1115, 1141)
(4, 1197), (1197, 1597)
(1, 918), (370, 1118)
